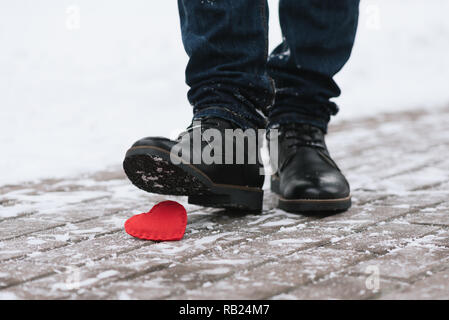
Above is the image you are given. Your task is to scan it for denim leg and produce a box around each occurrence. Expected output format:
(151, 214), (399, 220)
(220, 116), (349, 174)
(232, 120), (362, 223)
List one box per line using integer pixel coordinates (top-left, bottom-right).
(267, 0), (360, 132)
(178, 0), (274, 129)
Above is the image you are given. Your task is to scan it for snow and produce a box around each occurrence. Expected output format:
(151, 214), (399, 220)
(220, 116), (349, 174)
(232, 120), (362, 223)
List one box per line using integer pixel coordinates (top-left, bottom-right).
(97, 270), (119, 279)
(268, 238), (315, 246)
(0, 189), (110, 218)
(207, 259), (252, 265)
(27, 238), (47, 245)
(259, 218), (297, 227)
(1, 0), (448, 185)
(201, 267), (230, 275)
(0, 292), (18, 300)
(70, 227), (105, 235)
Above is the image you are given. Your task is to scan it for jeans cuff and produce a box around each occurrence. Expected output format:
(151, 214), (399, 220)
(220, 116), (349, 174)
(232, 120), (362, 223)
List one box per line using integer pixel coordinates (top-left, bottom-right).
(267, 112), (329, 133)
(193, 106), (266, 130)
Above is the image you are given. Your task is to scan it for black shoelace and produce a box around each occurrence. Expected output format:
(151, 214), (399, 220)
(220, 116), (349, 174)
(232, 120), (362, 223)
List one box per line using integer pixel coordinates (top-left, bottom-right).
(278, 124), (326, 150)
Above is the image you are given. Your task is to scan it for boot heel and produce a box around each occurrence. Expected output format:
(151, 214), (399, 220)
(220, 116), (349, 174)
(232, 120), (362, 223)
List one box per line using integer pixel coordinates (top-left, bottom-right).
(188, 188), (263, 212)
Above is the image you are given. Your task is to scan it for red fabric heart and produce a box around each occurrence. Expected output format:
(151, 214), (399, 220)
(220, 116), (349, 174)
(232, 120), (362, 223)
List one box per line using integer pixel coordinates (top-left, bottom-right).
(125, 200), (187, 241)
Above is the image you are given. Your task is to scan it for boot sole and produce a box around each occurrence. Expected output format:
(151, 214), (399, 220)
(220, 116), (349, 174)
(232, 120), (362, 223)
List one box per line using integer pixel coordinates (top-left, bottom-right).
(271, 176), (351, 213)
(123, 146), (263, 212)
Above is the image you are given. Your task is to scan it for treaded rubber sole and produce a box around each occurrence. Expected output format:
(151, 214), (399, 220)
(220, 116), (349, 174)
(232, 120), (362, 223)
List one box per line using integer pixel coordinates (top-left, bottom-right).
(270, 176), (351, 213)
(123, 146), (263, 212)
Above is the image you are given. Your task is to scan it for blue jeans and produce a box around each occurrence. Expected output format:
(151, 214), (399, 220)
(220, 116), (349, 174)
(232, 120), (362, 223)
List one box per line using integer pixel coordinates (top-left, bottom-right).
(178, 0), (359, 132)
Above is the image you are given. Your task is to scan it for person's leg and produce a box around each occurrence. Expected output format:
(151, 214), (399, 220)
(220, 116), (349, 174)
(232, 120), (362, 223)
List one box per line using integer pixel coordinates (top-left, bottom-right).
(178, 0), (274, 129)
(267, 0), (359, 132)
(267, 0), (359, 213)
(123, 1), (272, 212)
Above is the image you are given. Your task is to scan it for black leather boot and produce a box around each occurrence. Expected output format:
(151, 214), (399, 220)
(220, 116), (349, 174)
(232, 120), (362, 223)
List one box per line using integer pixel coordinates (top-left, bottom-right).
(123, 117), (264, 212)
(269, 123), (351, 213)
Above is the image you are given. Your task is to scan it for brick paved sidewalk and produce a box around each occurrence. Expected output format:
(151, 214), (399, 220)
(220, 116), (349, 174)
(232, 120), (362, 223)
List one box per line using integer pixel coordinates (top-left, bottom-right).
(1, 107), (448, 299)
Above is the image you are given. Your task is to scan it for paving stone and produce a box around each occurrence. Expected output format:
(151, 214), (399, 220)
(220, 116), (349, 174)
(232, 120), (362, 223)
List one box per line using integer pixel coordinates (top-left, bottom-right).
(370, 191), (449, 210)
(347, 240), (449, 281)
(0, 260), (64, 290)
(271, 274), (407, 300)
(0, 216), (127, 262)
(81, 247), (270, 299)
(305, 205), (412, 231)
(328, 222), (438, 254)
(406, 203), (449, 226)
(0, 218), (64, 241)
(380, 267), (449, 300)
(170, 248), (370, 300)
(1, 207), (293, 295)
(3, 257), (170, 299)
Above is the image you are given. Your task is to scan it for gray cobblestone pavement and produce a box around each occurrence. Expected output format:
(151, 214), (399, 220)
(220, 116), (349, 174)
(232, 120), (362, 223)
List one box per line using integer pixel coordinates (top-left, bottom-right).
(1, 108), (448, 299)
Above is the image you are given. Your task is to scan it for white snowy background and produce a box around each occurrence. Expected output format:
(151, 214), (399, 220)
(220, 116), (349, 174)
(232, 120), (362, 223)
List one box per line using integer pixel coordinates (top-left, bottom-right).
(1, 0), (448, 185)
